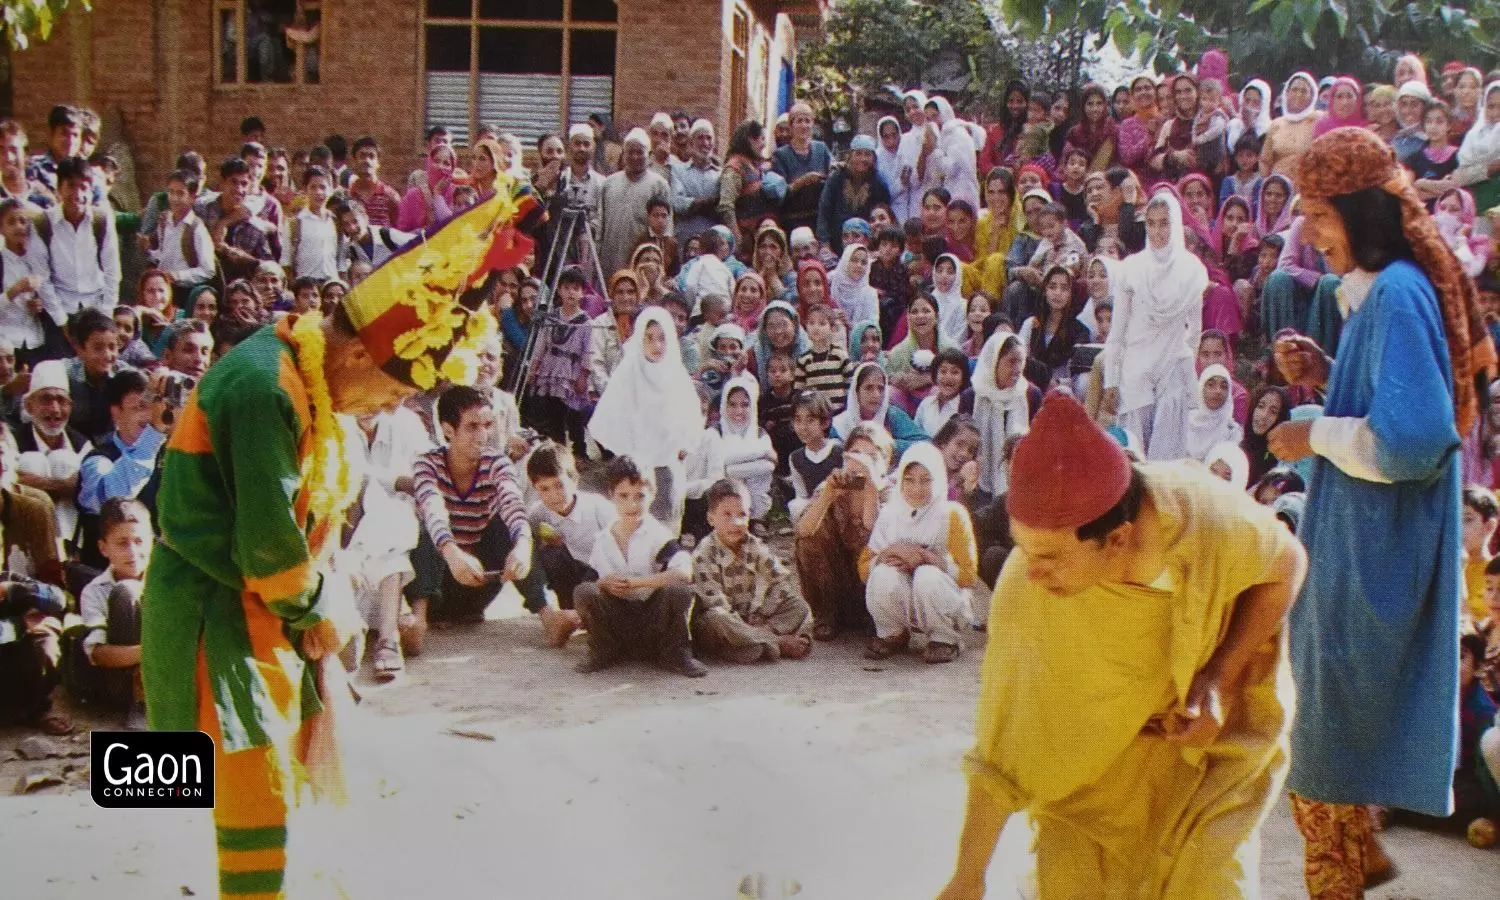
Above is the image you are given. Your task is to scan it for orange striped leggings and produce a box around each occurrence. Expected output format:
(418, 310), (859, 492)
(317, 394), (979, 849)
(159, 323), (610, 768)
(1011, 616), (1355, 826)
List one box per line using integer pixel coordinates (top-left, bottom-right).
(1289, 793), (1372, 900)
(196, 654), (289, 900)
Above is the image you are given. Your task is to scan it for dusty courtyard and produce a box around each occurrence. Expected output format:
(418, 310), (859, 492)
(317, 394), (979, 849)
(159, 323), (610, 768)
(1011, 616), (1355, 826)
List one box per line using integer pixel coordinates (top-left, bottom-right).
(1, 587), (1495, 899)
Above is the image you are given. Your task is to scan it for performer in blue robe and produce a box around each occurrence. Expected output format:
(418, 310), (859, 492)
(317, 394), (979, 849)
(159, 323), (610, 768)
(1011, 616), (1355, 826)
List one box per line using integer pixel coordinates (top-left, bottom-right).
(1266, 126), (1498, 898)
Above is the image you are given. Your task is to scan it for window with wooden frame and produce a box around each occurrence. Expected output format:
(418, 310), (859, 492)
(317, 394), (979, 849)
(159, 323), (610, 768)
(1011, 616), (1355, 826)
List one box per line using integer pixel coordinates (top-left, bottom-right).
(422, 0), (618, 147)
(729, 7), (749, 125)
(215, 0), (322, 86)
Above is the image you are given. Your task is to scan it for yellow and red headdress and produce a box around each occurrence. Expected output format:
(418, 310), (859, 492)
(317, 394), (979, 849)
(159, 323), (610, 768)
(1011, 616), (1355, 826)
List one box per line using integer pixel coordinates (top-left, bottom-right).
(343, 172), (544, 389)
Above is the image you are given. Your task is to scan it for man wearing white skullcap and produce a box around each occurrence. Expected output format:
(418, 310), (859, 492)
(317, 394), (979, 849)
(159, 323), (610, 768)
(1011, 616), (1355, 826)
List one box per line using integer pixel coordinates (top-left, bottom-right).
(597, 125), (673, 277)
(647, 113), (676, 180)
(555, 122), (606, 240)
(14, 358), (89, 547)
(670, 115), (723, 246)
(1392, 80), (1435, 160)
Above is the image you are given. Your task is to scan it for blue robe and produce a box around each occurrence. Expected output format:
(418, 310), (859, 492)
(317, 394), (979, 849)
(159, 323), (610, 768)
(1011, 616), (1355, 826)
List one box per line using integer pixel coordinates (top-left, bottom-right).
(1287, 259), (1462, 817)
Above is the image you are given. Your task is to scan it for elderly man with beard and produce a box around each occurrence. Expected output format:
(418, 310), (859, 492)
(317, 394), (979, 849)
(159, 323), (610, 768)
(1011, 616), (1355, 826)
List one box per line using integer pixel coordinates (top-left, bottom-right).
(670, 119), (723, 247)
(599, 128), (671, 278)
(11, 359), (89, 553)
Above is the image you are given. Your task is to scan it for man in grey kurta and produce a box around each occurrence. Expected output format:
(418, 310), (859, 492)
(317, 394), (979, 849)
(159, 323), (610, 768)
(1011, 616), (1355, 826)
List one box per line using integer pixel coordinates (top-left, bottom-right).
(597, 129), (671, 279)
(669, 119), (723, 247)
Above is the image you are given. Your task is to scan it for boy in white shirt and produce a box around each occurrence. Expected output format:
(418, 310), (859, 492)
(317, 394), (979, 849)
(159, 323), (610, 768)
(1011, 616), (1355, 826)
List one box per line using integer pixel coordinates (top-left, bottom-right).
(526, 444), (613, 648)
(145, 169), (216, 307)
(284, 165), (340, 282)
(0, 197), (57, 367)
(74, 498), (152, 729)
(574, 456), (706, 677)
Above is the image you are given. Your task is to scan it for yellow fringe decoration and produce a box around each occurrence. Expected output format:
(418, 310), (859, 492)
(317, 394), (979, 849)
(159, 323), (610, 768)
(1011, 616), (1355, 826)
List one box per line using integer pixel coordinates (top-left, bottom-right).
(288, 313), (355, 528)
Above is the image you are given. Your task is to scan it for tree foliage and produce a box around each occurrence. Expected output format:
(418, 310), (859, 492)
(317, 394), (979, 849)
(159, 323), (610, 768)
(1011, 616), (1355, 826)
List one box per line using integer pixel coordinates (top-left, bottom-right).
(797, 0), (1095, 122)
(2, 0), (89, 51)
(799, 0), (1017, 120)
(1002, 0), (1500, 83)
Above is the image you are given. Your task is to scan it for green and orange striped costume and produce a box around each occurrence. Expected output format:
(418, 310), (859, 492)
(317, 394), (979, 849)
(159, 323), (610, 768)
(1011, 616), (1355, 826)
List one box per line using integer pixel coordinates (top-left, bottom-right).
(141, 317), (336, 900)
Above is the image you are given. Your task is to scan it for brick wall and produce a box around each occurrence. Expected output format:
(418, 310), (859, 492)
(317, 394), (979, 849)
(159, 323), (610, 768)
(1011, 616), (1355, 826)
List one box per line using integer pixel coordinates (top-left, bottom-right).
(10, 0), (424, 203)
(616, 0), (730, 142)
(9, 1), (798, 199)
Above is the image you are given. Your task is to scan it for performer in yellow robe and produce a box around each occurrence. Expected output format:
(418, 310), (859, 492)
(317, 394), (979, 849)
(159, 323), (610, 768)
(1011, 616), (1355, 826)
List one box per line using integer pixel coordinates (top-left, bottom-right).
(936, 393), (1306, 899)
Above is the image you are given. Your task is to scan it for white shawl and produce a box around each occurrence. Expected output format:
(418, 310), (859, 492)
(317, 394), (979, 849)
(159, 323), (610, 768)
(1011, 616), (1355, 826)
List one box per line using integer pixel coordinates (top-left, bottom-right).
(588, 307), (705, 466)
(833, 361), (890, 440)
(1279, 73), (1319, 123)
(971, 331), (1032, 497)
(1120, 192), (1208, 330)
(1183, 364), (1243, 462)
(1457, 82), (1500, 171)
(931, 252), (969, 345)
(829, 244), (880, 327)
(867, 441), (954, 552)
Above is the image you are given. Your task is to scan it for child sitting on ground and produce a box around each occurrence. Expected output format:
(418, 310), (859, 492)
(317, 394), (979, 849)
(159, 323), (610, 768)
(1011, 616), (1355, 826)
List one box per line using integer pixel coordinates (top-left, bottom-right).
(708, 374), (778, 527)
(74, 498), (152, 729)
(690, 478), (814, 663)
(526, 444), (612, 648)
(787, 393), (843, 523)
(692, 293), (730, 369)
(574, 456), (706, 677)
(794, 305), (854, 415)
(1463, 485), (1499, 625)
(859, 442), (978, 664)
(795, 421), (891, 640)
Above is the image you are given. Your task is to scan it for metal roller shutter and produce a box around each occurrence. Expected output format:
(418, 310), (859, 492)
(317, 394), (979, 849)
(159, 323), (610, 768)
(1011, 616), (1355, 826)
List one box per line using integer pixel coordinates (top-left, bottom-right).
(425, 71), (472, 146)
(478, 73), (563, 145)
(567, 74), (614, 129)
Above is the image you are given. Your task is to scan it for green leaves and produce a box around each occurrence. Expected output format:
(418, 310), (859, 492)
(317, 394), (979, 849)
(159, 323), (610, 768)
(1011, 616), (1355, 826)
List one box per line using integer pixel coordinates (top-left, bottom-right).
(2, 0), (88, 51)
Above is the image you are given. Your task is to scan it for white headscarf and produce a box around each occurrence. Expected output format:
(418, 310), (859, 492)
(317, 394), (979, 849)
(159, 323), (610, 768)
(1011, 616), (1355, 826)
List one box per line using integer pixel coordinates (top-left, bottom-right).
(829, 244), (880, 326)
(868, 441), (953, 551)
(1458, 81), (1500, 168)
(971, 331), (1031, 497)
(931, 253), (969, 344)
(875, 115), (904, 194)
(717, 372), (762, 444)
(1076, 254), (1120, 339)
(1204, 440), (1250, 491)
(1122, 192), (1209, 330)
(929, 96), (980, 209)
(1184, 364), (1243, 462)
(1279, 72), (1319, 123)
(1226, 79), (1273, 150)
(834, 361), (890, 440)
(588, 307), (704, 466)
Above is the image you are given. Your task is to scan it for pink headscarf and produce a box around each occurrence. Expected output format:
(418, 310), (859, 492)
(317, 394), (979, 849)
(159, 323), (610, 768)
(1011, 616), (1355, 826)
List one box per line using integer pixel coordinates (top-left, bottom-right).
(1254, 174), (1295, 236)
(1313, 77), (1367, 137)
(1212, 195), (1260, 258)
(1175, 173), (1218, 249)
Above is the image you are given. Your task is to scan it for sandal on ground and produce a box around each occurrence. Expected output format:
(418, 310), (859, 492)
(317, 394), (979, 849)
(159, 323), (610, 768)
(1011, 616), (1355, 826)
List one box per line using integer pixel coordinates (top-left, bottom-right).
(863, 632), (909, 661)
(373, 638), (404, 682)
(812, 622), (837, 642)
(924, 641), (960, 664)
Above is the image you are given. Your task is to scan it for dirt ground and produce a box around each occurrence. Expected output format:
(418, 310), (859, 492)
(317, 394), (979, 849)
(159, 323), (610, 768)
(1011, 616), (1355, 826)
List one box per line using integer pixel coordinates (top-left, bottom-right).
(2, 582), (1496, 899)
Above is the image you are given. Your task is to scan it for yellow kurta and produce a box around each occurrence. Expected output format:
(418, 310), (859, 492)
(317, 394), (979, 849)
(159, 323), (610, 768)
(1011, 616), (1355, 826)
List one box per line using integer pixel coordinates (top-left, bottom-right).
(965, 462), (1295, 897)
(1465, 554), (1489, 624)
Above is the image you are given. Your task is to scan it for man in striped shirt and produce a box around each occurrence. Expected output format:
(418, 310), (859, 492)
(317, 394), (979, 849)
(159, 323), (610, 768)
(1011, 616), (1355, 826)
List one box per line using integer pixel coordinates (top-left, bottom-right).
(410, 385), (546, 626)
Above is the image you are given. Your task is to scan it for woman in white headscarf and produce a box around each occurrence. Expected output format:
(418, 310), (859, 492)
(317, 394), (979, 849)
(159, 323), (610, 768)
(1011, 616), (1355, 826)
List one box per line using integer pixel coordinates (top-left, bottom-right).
(858, 441), (978, 664)
(1182, 363), (1244, 462)
(828, 244), (881, 327)
(589, 306), (705, 528)
(1260, 72), (1323, 178)
(876, 115), (905, 216)
(1103, 190), (1206, 460)
(707, 373), (777, 519)
(1454, 81), (1500, 211)
(896, 90), (936, 222)
(1225, 79), (1273, 155)
(923, 96), (981, 210)
(971, 330), (1040, 499)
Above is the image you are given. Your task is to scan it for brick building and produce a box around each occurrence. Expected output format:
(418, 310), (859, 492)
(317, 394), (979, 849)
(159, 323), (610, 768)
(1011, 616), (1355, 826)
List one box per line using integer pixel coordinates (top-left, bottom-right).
(8, 0), (824, 206)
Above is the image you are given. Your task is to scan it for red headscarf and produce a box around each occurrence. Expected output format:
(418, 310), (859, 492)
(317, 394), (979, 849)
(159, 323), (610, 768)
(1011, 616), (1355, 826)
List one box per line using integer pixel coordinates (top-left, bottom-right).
(794, 259), (831, 324)
(1313, 77), (1367, 138)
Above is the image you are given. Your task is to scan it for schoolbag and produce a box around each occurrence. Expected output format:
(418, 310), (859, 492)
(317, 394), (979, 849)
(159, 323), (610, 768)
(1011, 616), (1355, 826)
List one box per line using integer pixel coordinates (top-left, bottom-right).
(34, 207), (109, 270)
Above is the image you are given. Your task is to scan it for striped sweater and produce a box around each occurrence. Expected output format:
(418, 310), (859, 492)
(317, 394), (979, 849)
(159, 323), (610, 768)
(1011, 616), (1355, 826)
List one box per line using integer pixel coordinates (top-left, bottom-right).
(412, 449), (531, 551)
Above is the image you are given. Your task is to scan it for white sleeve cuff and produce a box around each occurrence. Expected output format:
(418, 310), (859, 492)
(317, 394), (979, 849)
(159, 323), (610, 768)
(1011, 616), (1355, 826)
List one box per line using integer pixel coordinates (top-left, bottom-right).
(1309, 415), (1394, 484)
